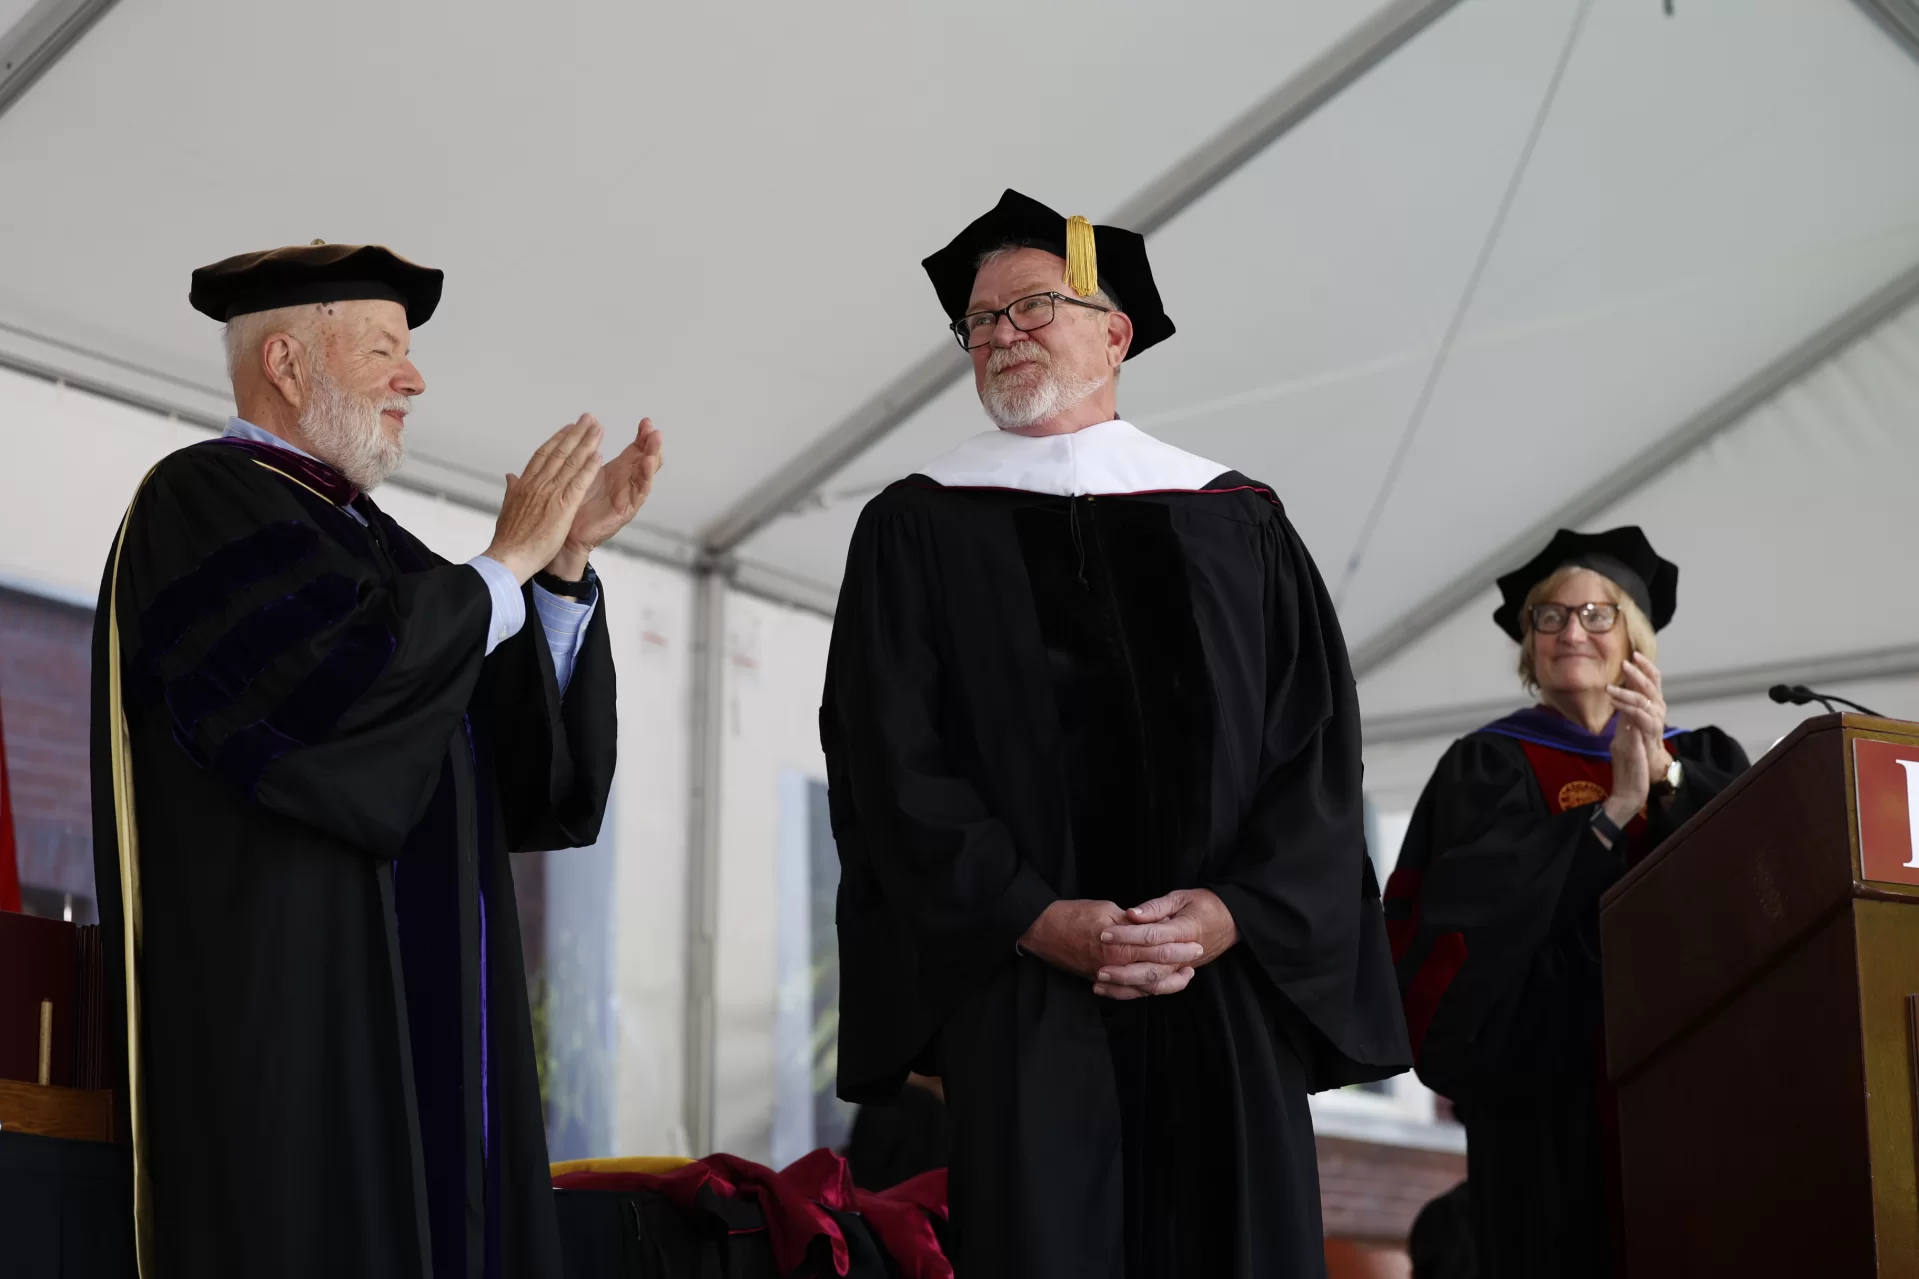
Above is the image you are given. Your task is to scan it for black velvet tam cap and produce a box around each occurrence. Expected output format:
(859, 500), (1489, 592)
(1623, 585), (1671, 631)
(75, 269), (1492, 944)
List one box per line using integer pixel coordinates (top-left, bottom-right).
(921, 188), (1174, 359)
(1493, 526), (1678, 641)
(190, 242), (443, 328)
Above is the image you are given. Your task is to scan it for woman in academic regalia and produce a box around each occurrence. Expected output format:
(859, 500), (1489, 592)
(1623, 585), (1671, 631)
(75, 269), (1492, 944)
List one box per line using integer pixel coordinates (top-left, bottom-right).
(1383, 527), (1750, 1279)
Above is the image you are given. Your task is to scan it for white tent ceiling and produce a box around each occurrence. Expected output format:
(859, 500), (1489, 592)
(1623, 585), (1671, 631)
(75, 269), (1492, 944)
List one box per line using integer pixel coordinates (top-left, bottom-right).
(0, 0), (1409, 548)
(3, 0), (1917, 737)
(1360, 291), (1919, 804)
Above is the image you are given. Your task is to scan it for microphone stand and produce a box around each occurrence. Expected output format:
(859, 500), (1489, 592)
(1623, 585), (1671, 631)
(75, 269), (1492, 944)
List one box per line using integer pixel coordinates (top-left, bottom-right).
(1768, 684), (1885, 718)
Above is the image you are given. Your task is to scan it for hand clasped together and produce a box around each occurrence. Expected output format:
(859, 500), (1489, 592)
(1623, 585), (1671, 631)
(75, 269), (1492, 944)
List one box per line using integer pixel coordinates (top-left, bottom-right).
(1017, 888), (1239, 1000)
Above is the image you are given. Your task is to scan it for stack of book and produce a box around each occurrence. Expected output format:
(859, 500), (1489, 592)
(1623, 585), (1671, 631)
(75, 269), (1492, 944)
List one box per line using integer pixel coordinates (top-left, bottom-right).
(0, 911), (112, 1142)
(71, 923), (106, 1091)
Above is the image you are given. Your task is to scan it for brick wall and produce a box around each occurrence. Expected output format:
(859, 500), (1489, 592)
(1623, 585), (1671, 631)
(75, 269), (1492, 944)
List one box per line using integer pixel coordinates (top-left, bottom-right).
(1319, 1134), (1466, 1244)
(1, 586), (97, 920)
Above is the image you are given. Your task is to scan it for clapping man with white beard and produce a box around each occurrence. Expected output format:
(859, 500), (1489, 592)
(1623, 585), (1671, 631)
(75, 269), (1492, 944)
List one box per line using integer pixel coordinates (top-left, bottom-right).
(89, 243), (660, 1278)
(822, 191), (1409, 1278)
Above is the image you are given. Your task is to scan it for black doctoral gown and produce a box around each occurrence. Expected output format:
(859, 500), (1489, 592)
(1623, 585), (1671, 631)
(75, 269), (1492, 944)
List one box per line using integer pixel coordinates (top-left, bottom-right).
(88, 436), (617, 1279)
(1386, 722), (1748, 1279)
(822, 473), (1411, 1279)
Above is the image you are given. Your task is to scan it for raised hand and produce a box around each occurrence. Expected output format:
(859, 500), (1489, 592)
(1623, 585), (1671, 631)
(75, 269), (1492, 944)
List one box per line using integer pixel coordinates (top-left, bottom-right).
(562, 418), (664, 568)
(1604, 712), (1651, 836)
(484, 416), (603, 583)
(1609, 652), (1672, 777)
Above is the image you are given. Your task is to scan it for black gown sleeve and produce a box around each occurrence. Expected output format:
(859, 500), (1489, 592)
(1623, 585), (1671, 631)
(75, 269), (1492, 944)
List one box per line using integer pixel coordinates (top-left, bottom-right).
(485, 585), (618, 853)
(823, 504), (1058, 974)
(1203, 508), (1412, 1087)
(1646, 725), (1750, 844)
(1390, 735), (1606, 1100)
(117, 445), (494, 858)
(1390, 729), (1750, 1101)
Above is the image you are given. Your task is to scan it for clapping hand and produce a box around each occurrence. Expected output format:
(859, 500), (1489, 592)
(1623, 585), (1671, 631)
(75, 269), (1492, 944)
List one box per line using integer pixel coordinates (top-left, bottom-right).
(564, 417), (664, 564)
(484, 416), (603, 584)
(1608, 653), (1673, 779)
(1602, 652), (1672, 834)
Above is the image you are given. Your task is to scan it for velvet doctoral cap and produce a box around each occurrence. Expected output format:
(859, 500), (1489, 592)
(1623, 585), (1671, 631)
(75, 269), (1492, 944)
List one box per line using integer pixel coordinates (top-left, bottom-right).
(921, 189), (1174, 359)
(1492, 526), (1678, 641)
(190, 241), (443, 328)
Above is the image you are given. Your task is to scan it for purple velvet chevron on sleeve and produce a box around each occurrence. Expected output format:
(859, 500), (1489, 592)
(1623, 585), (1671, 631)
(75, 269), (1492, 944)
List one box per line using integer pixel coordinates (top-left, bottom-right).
(140, 521), (323, 661)
(213, 620), (399, 797)
(161, 573), (363, 753)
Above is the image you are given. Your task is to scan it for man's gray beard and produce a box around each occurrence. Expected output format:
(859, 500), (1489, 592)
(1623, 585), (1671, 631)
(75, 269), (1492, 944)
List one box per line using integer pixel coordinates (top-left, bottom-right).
(981, 342), (1109, 431)
(300, 363), (408, 490)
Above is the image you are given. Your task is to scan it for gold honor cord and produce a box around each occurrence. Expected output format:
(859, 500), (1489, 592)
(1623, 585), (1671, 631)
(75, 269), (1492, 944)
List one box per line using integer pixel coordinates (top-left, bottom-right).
(107, 468), (157, 1278)
(100, 456), (346, 1275)
(249, 458), (346, 508)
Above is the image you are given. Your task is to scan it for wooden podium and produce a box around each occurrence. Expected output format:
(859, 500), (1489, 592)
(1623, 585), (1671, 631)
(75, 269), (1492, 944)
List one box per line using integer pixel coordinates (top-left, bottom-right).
(1602, 714), (1919, 1276)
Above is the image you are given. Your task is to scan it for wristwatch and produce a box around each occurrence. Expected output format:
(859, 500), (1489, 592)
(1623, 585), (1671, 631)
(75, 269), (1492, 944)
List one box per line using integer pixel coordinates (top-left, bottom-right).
(534, 562), (598, 600)
(1649, 756), (1685, 799)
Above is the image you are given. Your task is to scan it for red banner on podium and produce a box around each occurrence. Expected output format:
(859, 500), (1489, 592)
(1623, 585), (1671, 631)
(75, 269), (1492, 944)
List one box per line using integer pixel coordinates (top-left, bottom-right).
(1854, 737), (1919, 887)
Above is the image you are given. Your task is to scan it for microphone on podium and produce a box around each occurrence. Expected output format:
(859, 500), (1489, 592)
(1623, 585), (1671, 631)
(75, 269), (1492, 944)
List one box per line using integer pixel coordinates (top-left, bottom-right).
(1767, 684), (1885, 717)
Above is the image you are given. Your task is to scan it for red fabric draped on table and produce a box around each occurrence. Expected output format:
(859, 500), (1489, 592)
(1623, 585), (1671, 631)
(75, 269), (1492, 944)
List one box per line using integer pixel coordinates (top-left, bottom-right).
(553, 1150), (950, 1278)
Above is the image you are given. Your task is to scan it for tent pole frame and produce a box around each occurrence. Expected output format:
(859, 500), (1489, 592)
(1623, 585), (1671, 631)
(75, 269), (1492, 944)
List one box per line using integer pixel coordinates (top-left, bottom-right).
(1853, 0), (1919, 63)
(681, 565), (728, 1157)
(0, 0), (120, 120)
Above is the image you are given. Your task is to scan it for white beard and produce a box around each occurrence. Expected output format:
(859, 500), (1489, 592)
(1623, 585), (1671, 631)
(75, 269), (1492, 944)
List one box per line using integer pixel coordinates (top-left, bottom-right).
(300, 363), (408, 490)
(981, 343), (1109, 431)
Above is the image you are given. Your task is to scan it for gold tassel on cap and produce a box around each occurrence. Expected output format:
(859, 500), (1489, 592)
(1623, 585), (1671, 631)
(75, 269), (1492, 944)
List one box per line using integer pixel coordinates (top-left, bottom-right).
(1065, 215), (1099, 297)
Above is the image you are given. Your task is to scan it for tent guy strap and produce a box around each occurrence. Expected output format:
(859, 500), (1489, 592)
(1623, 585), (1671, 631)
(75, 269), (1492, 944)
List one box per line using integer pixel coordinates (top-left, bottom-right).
(1334, 0), (1596, 608)
(1347, 260), (1919, 681)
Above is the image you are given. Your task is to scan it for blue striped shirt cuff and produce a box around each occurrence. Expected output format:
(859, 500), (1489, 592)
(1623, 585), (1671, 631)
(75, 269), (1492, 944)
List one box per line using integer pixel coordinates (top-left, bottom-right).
(467, 556), (526, 654)
(531, 583), (598, 695)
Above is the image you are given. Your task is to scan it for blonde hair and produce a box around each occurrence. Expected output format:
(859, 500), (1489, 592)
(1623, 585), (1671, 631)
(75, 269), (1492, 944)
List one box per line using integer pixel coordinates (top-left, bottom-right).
(1517, 564), (1658, 693)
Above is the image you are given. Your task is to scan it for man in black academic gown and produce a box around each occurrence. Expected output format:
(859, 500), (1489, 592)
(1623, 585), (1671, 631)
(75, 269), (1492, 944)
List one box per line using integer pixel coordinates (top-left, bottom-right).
(89, 243), (663, 1278)
(821, 190), (1411, 1279)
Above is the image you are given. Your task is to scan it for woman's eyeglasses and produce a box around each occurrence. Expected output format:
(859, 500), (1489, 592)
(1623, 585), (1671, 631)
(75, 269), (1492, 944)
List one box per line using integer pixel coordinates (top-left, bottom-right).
(1529, 602), (1620, 635)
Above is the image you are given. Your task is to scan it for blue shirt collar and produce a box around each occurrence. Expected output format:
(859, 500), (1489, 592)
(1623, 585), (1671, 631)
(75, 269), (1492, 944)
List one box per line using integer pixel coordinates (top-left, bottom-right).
(223, 417), (320, 463)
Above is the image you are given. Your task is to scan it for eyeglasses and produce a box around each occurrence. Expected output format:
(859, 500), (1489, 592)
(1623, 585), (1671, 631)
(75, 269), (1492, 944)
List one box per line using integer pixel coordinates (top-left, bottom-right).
(951, 291), (1113, 351)
(1528, 602), (1620, 635)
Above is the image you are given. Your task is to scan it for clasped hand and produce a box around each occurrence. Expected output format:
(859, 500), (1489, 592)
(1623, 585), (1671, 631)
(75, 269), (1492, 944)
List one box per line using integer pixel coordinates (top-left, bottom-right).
(484, 414), (666, 585)
(1018, 888), (1238, 1001)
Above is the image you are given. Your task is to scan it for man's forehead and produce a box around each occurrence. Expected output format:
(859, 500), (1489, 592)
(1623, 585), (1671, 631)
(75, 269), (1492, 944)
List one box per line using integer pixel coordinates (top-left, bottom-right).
(968, 249), (1067, 309)
(336, 298), (411, 343)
